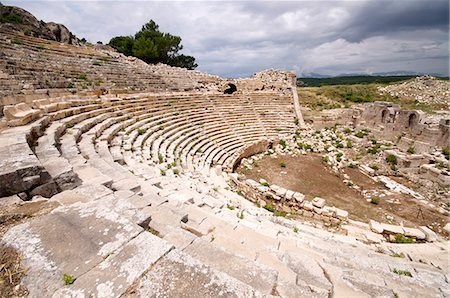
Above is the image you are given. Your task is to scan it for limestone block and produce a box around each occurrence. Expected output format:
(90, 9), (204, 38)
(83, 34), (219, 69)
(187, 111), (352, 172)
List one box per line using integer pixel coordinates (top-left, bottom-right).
(419, 226), (437, 242)
(403, 227), (426, 240)
(256, 185), (269, 193)
(274, 187), (287, 197)
(312, 197), (326, 208)
(335, 208), (348, 220)
(369, 220), (384, 234)
(313, 207), (323, 215)
(322, 206), (336, 217)
(363, 231), (385, 244)
(293, 192), (305, 203)
(285, 190), (295, 199)
(381, 223), (404, 235)
(245, 179), (260, 188)
(0, 195), (23, 206)
(302, 200), (313, 211)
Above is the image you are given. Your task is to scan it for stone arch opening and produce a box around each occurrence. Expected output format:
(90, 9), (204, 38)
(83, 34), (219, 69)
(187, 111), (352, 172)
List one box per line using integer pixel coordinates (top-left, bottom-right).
(408, 113), (417, 127)
(224, 83), (237, 94)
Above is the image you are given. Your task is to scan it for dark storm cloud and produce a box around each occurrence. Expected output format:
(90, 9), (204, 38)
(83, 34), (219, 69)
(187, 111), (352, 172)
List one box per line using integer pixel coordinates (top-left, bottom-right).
(341, 0), (449, 42)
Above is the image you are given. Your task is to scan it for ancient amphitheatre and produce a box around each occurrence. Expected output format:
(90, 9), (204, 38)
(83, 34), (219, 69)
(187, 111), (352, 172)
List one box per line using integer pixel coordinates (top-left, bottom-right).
(0, 4), (449, 298)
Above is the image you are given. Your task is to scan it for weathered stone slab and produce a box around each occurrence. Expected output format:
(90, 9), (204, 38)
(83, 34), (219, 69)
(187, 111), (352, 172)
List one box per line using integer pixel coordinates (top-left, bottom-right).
(111, 177), (141, 193)
(312, 197), (326, 208)
(419, 226), (437, 242)
(403, 227), (426, 240)
(369, 220), (384, 234)
(381, 223), (404, 235)
(293, 192), (305, 203)
(335, 208), (348, 220)
(54, 232), (173, 298)
(124, 249), (265, 298)
(42, 156), (81, 191)
(73, 183), (113, 200)
(49, 190), (89, 206)
(184, 238), (278, 295)
(0, 132), (51, 196)
(282, 251), (332, 296)
(0, 194), (23, 206)
(1, 199), (143, 297)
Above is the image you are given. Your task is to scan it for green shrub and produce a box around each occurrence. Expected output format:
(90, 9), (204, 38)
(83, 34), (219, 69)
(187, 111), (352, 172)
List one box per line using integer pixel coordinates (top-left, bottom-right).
(92, 61), (102, 66)
(0, 14), (23, 24)
(137, 128), (146, 135)
(355, 130), (368, 138)
(274, 210), (287, 217)
(77, 74), (87, 80)
(344, 127), (352, 134)
(394, 234), (415, 244)
(370, 196), (380, 205)
(336, 142), (344, 148)
(442, 147), (449, 160)
(279, 139), (287, 149)
(264, 203), (275, 212)
(158, 153), (164, 163)
(293, 227), (299, 233)
(227, 204), (235, 210)
(237, 210), (244, 219)
(261, 182), (269, 187)
(160, 169), (166, 176)
(392, 268), (412, 277)
(65, 122), (74, 128)
(367, 144), (381, 154)
(172, 168), (179, 175)
(66, 82), (74, 88)
(386, 154), (397, 165)
(62, 273), (75, 285)
(275, 128), (282, 132)
(280, 162), (286, 168)
(407, 147), (415, 154)
(369, 164), (379, 171)
(294, 118), (299, 125)
(346, 139), (353, 148)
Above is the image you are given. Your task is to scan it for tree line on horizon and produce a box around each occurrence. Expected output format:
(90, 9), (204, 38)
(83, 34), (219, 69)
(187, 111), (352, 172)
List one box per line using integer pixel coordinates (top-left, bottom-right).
(108, 20), (197, 70)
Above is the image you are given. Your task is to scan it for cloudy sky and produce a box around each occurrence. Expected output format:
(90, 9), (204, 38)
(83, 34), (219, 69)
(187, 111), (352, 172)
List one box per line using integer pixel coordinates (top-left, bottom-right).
(3, 0), (449, 78)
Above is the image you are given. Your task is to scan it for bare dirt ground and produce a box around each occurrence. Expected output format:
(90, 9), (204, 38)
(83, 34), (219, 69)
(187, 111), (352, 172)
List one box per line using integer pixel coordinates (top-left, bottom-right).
(237, 153), (448, 234)
(0, 200), (59, 297)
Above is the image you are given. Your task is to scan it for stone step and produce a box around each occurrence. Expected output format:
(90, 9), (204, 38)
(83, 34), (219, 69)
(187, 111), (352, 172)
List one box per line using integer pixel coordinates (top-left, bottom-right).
(183, 237), (278, 295)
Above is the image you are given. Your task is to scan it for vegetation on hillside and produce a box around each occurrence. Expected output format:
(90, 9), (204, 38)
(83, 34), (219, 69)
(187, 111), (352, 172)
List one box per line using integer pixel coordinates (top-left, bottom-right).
(0, 13), (22, 24)
(297, 83), (440, 113)
(299, 75), (420, 87)
(109, 20), (197, 70)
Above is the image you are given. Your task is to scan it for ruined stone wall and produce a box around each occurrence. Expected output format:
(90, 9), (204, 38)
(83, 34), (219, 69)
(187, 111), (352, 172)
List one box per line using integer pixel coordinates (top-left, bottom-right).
(229, 139), (276, 172)
(304, 102), (449, 152)
(356, 102), (449, 150)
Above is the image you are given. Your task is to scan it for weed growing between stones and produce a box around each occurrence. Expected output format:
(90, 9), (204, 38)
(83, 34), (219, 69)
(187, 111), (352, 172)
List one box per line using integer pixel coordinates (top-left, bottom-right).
(62, 273), (75, 285)
(392, 268), (412, 277)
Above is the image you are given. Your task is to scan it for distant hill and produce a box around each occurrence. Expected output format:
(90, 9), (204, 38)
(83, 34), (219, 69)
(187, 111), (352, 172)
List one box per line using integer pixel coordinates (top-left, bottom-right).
(297, 74), (449, 87)
(298, 75), (416, 87)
